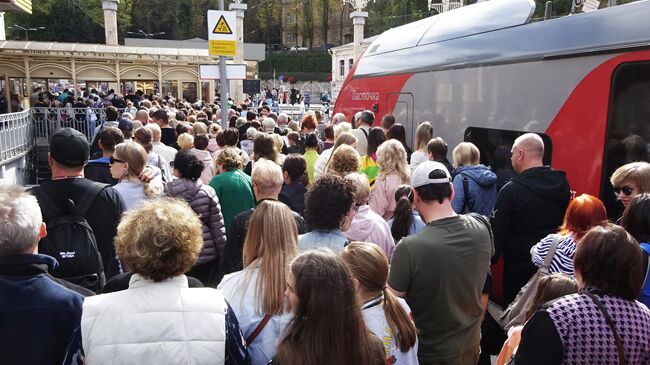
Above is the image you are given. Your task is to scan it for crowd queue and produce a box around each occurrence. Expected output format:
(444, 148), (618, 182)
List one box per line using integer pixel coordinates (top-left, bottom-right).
(1, 99), (649, 365)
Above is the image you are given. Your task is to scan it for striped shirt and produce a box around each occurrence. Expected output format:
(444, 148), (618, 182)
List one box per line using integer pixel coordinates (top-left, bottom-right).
(530, 233), (577, 276)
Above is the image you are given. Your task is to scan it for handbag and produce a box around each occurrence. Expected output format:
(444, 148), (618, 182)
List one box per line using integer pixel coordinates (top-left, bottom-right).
(496, 236), (561, 331)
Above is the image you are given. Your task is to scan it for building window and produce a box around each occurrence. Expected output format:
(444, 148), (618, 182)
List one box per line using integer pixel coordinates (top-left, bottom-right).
(340, 60), (345, 76)
(285, 14), (295, 24)
(287, 33), (296, 44)
(349, 58), (354, 71)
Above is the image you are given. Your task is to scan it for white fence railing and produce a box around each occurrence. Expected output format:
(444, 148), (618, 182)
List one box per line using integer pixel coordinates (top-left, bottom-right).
(31, 107), (127, 142)
(0, 110), (33, 164)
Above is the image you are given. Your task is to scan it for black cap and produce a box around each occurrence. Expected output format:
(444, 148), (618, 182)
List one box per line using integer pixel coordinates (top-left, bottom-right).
(49, 128), (89, 167)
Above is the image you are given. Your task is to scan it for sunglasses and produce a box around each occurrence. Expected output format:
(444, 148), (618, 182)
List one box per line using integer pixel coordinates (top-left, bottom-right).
(109, 156), (125, 165)
(613, 185), (634, 196)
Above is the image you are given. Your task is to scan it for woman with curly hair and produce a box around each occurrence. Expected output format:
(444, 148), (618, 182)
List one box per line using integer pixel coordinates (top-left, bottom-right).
(314, 131), (357, 180)
(369, 139), (410, 220)
(165, 150), (227, 287)
(271, 249), (385, 365)
(299, 175), (358, 252)
(81, 198), (251, 365)
(323, 144), (361, 177)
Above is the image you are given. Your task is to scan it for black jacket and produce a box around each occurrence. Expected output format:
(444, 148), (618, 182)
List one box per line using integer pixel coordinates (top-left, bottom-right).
(279, 182), (306, 215)
(0, 254), (90, 365)
(222, 199), (308, 274)
(490, 166), (570, 304)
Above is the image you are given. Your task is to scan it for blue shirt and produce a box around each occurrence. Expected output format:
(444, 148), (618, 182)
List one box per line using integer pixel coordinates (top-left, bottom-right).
(299, 229), (348, 252)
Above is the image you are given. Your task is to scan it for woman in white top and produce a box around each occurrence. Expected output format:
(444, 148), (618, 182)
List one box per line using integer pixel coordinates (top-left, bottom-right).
(218, 200), (299, 364)
(409, 122), (433, 171)
(109, 141), (163, 210)
(314, 131), (357, 180)
(341, 242), (419, 365)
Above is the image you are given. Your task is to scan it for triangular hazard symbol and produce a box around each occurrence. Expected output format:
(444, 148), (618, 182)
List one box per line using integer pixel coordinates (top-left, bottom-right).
(212, 15), (232, 35)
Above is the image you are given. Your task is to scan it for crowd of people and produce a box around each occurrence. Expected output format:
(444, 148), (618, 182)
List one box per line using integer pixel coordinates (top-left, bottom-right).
(1, 101), (649, 365)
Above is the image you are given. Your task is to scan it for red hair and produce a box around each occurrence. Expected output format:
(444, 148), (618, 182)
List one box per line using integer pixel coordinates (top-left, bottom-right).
(301, 114), (317, 131)
(558, 194), (607, 239)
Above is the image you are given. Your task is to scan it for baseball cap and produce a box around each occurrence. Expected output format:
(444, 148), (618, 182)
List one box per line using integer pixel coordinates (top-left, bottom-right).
(410, 161), (452, 188)
(118, 117), (134, 131)
(49, 128), (90, 167)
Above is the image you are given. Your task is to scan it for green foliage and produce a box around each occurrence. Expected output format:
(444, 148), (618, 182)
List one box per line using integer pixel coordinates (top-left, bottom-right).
(259, 53), (332, 73)
(259, 71), (331, 82)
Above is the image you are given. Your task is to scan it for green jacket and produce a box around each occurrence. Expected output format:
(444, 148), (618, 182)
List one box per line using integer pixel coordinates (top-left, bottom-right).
(208, 169), (255, 234)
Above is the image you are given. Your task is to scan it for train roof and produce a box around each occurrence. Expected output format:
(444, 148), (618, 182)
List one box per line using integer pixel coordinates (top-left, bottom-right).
(354, 0), (650, 78)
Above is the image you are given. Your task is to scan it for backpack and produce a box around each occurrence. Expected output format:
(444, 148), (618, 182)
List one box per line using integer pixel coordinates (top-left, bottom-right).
(32, 182), (107, 293)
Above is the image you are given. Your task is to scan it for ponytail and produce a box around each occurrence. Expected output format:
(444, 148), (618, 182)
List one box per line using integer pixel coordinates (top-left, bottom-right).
(391, 196), (414, 242)
(382, 287), (417, 352)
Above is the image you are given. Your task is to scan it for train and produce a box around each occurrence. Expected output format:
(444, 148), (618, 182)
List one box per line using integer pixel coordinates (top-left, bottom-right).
(333, 0), (650, 219)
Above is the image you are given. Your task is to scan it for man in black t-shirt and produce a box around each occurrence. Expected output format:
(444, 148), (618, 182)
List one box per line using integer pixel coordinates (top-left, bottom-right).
(35, 128), (126, 279)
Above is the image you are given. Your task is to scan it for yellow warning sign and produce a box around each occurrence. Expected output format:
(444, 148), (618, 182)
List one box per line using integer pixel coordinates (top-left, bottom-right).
(209, 40), (236, 57)
(212, 15), (232, 35)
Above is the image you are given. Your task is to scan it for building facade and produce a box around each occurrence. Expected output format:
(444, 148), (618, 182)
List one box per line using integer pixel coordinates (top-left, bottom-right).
(281, 0), (355, 49)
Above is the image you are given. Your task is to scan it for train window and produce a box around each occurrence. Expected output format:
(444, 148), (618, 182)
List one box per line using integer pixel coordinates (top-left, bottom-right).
(601, 61), (650, 220)
(463, 127), (552, 191)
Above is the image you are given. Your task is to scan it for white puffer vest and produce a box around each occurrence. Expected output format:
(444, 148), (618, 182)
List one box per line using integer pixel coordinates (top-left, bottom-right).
(81, 274), (226, 365)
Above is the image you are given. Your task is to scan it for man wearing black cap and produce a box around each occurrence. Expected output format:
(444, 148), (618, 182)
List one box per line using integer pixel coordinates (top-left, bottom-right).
(388, 161), (493, 365)
(32, 128), (125, 282)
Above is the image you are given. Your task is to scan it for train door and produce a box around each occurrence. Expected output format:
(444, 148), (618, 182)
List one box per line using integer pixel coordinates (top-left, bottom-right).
(386, 93), (414, 143)
(601, 61), (650, 220)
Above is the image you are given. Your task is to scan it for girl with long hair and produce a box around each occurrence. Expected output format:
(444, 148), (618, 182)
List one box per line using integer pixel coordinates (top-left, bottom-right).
(410, 122), (434, 170)
(341, 242), (419, 364)
(272, 249), (385, 365)
(369, 139), (410, 220)
(218, 200), (299, 364)
(387, 124), (413, 163)
(388, 185), (427, 242)
(360, 127), (387, 187)
(109, 141), (163, 210)
(315, 132), (357, 179)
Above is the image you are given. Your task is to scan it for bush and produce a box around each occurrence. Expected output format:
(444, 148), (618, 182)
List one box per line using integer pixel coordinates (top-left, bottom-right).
(259, 52), (332, 74)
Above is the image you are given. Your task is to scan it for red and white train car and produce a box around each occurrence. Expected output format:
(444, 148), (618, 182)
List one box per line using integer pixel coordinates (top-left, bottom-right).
(334, 0), (650, 218)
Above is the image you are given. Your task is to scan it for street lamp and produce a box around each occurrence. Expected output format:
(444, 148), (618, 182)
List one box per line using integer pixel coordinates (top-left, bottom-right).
(8, 25), (45, 41)
(341, 0), (374, 11)
(126, 30), (166, 39)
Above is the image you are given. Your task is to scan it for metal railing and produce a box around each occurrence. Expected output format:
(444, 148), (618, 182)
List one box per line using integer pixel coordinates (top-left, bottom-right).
(0, 110), (33, 164)
(31, 107), (130, 141)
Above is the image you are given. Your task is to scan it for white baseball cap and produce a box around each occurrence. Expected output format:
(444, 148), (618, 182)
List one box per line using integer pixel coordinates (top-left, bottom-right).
(410, 161), (452, 188)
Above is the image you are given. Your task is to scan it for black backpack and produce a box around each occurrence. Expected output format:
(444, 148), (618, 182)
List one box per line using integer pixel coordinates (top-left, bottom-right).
(32, 182), (107, 293)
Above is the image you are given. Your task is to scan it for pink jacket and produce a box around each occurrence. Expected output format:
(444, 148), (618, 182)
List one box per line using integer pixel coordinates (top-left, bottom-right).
(369, 174), (404, 220)
(345, 205), (396, 260)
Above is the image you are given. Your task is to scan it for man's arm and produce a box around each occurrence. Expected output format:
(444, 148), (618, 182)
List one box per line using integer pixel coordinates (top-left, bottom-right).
(490, 185), (513, 264)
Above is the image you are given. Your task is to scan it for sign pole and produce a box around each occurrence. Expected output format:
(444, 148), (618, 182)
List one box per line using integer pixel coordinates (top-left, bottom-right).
(219, 0), (229, 128)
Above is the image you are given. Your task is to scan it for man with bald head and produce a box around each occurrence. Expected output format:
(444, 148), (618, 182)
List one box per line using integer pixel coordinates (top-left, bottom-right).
(490, 133), (571, 306)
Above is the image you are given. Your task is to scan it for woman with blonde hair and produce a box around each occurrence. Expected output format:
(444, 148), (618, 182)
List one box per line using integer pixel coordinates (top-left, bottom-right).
(451, 141), (497, 215)
(176, 132), (194, 151)
(369, 139), (410, 220)
(314, 132), (357, 179)
(324, 144), (361, 177)
(219, 200), (299, 364)
(410, 122), (434, 170)
(81, 198), (251, 365)
(109, 141), (162, 210)
(270, 133), (287, 165)
(341, 242), (419, 364)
